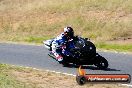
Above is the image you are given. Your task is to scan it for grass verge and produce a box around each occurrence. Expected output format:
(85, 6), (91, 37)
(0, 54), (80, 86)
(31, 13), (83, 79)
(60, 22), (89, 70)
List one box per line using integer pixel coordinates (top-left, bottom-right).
(0, 64), (127, 88)
(0, 0), (132, 50)
(95, 42), (132, 52)
(0, 64), (33, 88)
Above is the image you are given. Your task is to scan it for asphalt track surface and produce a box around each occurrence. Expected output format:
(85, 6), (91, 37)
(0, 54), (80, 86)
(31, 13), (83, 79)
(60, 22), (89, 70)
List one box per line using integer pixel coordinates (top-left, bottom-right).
(0, 43), (132, 85)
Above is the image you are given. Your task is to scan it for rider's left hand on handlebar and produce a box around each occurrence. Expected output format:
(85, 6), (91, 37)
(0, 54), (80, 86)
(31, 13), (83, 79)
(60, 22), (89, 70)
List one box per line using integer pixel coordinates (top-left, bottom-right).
(68, 38), (73, 42)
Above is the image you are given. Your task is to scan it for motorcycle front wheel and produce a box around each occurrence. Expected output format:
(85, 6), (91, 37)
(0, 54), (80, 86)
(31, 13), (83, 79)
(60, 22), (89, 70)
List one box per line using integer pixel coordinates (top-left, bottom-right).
(94, 55), (108, 69)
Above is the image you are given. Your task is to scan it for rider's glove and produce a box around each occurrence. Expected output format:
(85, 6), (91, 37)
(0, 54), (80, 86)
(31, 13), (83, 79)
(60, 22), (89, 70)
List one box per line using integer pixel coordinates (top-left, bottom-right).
(68, 38), (73, 42)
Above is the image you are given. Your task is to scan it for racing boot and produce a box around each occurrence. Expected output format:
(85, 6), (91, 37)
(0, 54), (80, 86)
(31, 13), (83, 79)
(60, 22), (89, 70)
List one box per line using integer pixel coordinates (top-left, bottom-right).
(54, 53), (63, 62)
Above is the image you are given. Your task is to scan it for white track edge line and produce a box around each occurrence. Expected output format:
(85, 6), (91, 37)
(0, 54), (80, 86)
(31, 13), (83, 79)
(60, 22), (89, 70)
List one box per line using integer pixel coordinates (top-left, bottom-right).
(121, 84), (132, 87)
(14, 65), (76, 77)
(12, 65), (132, 87)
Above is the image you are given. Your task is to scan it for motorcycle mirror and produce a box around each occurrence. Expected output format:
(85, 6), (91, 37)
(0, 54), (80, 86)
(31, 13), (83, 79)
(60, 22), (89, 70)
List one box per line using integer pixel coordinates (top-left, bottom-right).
(85, 38), (88, 40)
(85, 38), (90, 41)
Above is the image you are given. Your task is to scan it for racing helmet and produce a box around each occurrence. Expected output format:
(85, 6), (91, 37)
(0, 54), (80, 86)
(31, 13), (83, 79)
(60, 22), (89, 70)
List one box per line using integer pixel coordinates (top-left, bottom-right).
(64, 26), (74, 38)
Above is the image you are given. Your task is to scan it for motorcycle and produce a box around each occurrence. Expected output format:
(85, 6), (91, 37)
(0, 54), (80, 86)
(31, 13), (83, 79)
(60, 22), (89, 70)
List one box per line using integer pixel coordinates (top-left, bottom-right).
(43, 36), (108, 69)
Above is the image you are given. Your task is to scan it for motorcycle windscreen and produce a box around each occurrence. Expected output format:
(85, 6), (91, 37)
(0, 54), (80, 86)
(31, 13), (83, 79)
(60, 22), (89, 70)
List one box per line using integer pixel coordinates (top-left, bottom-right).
(43, 39), (54, 49)
(74, 37), (96, 57)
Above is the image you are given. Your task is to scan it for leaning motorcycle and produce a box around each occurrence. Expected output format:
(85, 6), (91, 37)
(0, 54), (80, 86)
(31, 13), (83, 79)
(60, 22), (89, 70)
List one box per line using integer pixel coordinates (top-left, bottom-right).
(43, 36), (108, 69)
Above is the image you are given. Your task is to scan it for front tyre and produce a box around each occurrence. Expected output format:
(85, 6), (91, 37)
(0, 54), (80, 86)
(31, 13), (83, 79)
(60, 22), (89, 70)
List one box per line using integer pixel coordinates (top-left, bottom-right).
(95, 55), (108, 69)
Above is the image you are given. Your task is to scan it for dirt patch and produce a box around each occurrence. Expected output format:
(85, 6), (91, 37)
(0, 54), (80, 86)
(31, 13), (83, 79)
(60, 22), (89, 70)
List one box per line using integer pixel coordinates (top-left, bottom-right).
(108, 37), (132, 45)
(11, 69), (127, 88)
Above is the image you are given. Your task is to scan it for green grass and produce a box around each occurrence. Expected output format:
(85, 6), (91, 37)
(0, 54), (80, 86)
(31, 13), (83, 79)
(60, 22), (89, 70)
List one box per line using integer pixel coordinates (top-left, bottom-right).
(0, 64), (33, 88)
(0, 73), (26, 88)
(96, 42), (132, 52)
(24, 36), (51, 43)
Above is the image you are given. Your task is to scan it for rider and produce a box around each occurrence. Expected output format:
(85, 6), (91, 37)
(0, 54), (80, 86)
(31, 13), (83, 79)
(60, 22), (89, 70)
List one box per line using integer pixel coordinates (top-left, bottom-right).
(51, 26), (75, 63)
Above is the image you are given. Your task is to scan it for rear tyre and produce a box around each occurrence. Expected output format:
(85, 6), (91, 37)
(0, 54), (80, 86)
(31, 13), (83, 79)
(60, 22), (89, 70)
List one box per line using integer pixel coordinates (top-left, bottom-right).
(62, 62), (70, 67)
(59, 58), (70, 67)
